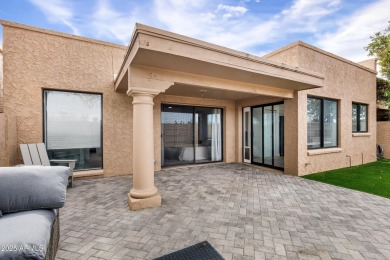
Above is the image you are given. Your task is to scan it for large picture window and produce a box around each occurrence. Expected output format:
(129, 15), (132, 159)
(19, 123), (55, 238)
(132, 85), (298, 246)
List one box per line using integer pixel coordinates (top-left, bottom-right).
(307, 97), (338, 149)
(352, 103), (368, 132)
(44, 90), (102, 170)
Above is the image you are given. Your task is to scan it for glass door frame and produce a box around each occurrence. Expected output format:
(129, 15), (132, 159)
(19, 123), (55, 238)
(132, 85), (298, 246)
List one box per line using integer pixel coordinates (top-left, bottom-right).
(243, 101), (284, 170)
(242, 107), (251, 163)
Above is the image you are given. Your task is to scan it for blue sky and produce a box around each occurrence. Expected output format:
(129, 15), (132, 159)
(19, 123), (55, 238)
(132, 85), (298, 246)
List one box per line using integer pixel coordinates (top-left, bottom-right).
(0, 0), (389, 62)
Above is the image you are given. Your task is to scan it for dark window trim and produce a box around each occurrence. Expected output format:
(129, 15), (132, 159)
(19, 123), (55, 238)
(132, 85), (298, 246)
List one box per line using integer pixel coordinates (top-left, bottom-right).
(42, 89), (104, 171)
(307, 96), (338, 150)
(352, 102), (368, 133)
(161, 103), (224, 166)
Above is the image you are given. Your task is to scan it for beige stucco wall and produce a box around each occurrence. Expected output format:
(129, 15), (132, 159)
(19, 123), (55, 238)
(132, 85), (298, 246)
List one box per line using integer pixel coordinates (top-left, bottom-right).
(0, 114), (5, 165)
(377, 122), (390, 159)
(1, 23), (133, 176)
(0, 113), (17, 166)
(357, 59), (377, 71)
(0, 48), (3, 112)
(267, 43), (377, 175)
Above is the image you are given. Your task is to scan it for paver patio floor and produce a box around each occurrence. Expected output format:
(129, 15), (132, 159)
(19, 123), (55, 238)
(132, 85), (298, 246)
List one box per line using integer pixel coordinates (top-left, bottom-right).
(57, 163), (390, 260)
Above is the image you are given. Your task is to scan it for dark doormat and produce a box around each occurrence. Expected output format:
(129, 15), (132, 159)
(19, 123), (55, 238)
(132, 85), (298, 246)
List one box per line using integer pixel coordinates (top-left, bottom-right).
(154, 241), (224, 260)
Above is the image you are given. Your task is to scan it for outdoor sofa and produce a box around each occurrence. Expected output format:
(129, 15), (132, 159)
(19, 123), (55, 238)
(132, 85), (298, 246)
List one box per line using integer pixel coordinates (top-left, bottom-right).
(0, 166), (69, 260)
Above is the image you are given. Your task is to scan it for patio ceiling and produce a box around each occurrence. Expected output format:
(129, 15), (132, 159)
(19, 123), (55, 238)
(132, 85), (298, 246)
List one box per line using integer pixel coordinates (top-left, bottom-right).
(115, 24), (325, 96)
(165, 84), (257, 101)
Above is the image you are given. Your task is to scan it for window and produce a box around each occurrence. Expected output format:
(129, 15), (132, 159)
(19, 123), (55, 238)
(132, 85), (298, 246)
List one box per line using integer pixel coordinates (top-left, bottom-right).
(352, 103), (368, 132)
(307, 97), (338, 149)
(44, 90), (102, 170)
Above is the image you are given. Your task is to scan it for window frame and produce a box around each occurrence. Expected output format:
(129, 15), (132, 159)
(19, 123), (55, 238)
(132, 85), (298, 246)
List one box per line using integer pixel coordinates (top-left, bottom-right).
(352, 102), (368, 133)
(307, 96), (338, 150)
(42, 89), (104, 171)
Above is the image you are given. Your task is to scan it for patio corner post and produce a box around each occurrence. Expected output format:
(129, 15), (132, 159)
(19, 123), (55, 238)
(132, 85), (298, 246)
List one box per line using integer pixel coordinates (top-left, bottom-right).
(127, 87), (161, 210)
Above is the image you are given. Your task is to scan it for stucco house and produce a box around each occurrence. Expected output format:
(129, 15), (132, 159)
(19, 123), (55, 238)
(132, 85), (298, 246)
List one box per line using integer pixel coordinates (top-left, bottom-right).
(0, 47), (3, 112)
(0, 20), (377, 209)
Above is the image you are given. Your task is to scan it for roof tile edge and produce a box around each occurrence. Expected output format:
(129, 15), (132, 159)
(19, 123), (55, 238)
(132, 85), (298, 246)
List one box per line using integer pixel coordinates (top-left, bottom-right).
(264, 40), (376, 74)
(0, 20), (127, 50)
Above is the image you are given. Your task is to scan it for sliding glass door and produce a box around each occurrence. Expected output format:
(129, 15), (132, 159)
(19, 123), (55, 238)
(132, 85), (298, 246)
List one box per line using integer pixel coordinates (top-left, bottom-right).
(162, 104), (223, 166)
(161, 105), (194, 166)
(244, 102), (284, 169)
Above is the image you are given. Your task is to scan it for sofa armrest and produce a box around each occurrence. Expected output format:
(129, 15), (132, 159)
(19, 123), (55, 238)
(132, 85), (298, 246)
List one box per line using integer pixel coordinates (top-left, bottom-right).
(45, 211), (60, 260)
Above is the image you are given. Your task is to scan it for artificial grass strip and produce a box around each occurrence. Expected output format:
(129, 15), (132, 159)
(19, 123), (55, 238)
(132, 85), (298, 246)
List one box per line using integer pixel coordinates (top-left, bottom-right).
(302, 159), (390, 199)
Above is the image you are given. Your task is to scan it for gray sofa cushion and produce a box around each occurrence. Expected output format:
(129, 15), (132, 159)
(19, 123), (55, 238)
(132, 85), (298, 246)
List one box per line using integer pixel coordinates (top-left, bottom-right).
(0, 166), (69, 213)
(0, 209), (56, 260)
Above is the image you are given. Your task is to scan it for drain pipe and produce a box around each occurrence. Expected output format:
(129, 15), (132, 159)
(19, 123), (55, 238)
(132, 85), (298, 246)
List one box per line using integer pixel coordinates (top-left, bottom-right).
(346, 155), (351, 167)
(361, 153), (364, 165)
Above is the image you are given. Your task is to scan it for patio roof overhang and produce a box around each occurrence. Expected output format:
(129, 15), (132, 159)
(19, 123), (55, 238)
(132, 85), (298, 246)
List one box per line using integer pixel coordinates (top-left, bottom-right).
(115, 24), (325, 100)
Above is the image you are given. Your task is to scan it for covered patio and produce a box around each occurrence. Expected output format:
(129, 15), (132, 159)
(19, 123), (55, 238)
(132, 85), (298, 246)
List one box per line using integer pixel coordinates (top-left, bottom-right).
(114, 24), (325, 210)
(57, 164), (390, 259)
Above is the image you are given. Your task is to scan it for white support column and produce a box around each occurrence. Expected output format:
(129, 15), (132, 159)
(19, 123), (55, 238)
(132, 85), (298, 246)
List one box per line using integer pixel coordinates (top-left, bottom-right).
(127, 88), (161, 210)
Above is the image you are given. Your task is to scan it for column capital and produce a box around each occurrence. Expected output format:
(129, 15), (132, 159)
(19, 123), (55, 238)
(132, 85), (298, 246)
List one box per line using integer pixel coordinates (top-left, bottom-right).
(126, 87), (161, 97)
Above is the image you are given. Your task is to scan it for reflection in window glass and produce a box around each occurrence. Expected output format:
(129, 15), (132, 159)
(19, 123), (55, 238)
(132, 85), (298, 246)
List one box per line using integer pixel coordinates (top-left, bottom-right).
(44, 90), (102, 170)
(360, 105), (367, 132)
(243, 110), (251, 161)
(245, 112), (249, 146)
(352, 104), (358, 132)
(324, 100), (337, 147)
(352, 103), (368, 132)
(195, 107), (222, 163)
(252, 107), (263, 164)
(307, 98), (321, 149)
(263, 106), (273, 165)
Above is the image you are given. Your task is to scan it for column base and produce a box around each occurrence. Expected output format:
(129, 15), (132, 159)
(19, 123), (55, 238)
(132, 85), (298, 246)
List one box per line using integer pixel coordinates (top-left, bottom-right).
(127, 192), (161, 211)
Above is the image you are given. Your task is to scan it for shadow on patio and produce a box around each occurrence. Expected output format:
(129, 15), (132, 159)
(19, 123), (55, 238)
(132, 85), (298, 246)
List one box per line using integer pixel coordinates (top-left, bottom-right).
(57, 163), (390, 260)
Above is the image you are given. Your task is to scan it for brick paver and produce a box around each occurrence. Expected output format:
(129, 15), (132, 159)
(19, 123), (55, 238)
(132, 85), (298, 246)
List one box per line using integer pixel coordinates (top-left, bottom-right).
(57, 164), (390, 259)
